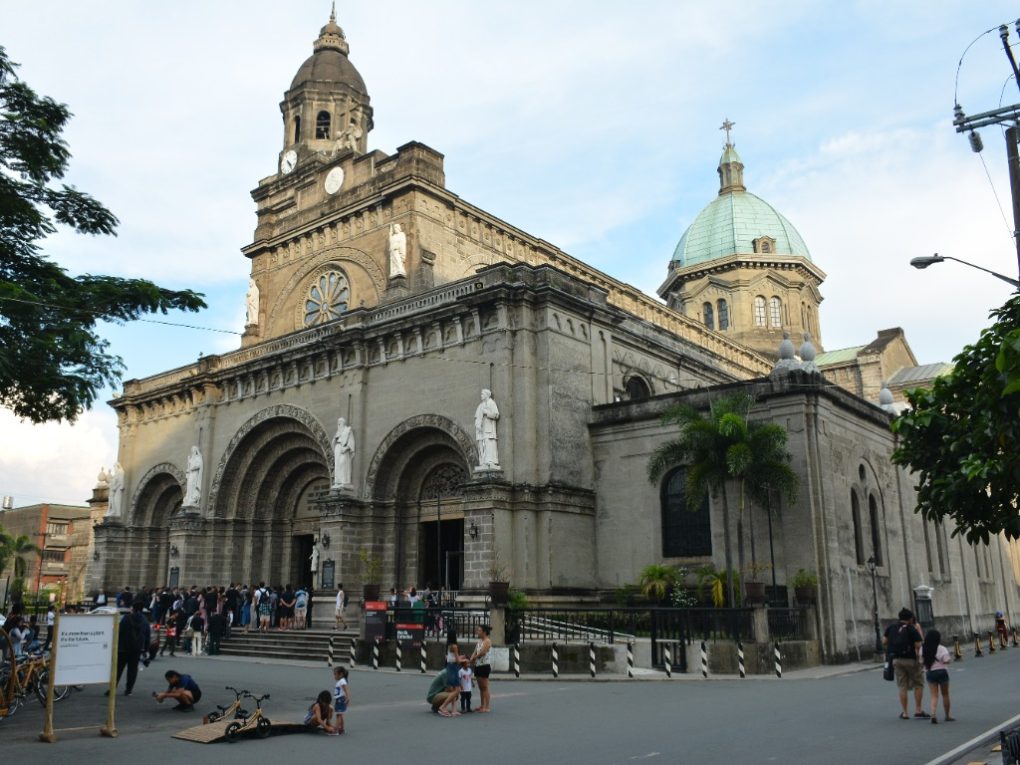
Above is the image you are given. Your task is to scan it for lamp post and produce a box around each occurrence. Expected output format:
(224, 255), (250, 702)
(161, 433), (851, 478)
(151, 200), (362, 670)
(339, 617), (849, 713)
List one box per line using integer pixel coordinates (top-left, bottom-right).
(910, 253), (1020, 289)
(867, 556), (882, 654)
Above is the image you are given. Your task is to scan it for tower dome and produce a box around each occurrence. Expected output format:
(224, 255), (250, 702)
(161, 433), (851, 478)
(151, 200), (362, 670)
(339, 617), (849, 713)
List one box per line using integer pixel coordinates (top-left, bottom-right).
(670, 142), (811, 269)
(289, 7), (368, 95)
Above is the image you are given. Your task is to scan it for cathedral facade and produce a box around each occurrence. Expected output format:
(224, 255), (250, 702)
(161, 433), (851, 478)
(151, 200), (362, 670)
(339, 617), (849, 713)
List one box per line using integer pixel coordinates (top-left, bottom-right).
(88, 13), (1020, 662)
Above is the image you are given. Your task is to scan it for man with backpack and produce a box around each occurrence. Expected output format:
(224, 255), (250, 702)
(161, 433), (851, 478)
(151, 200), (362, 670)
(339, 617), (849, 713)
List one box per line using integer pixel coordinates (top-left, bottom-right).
(883, 607), (928, 719)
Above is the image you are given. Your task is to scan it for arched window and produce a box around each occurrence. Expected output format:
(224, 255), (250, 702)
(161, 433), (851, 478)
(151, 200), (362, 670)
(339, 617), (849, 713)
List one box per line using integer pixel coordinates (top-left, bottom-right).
(868, 494), (883, 566)
(760, 240), (771, 253)
(717, 299), (729, 330)
(769, 296), (782, 328)
(753, 296), (767, 327)
(851, 490), (865, 565)
(703, 302), (714, 330)
(625, 376), (651, 401)
(315, 110), (331, 139)
(293, 115), (301, 143)
(661, 468), (712, 557)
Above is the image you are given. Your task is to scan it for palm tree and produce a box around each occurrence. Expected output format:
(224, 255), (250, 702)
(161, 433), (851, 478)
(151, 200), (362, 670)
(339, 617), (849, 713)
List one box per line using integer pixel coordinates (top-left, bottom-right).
(0, 532), (39, 579)
(638, 564), (678, 603)
(647, 392), (798, 606)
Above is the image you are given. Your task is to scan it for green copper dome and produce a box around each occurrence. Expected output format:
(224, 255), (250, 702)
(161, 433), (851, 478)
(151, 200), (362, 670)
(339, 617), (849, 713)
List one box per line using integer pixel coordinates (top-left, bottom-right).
(671, 143), (811, 268)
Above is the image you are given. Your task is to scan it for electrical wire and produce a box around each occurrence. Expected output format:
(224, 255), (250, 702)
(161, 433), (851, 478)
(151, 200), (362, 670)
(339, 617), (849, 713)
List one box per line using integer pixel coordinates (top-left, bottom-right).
(0, 295), (242, 335)
(976, 150), (1016, 241)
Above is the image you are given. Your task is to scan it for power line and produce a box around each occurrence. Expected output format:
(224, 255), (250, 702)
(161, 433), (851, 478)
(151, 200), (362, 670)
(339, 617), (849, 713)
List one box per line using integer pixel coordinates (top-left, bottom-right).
(0, 295), (242, 335)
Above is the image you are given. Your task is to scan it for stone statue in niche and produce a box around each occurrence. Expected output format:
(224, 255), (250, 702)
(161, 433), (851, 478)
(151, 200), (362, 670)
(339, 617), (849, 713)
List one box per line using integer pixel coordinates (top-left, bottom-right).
(332, 417), (356, 488)
(245, 278), (259, 327)
(184, 446), (203, 507)
(388, 223), (407, 278)
(474, 389), (500, 469)
(106, 462), (125, 519)
(335, 113), (363, 154)
(310, 540), (321, 588)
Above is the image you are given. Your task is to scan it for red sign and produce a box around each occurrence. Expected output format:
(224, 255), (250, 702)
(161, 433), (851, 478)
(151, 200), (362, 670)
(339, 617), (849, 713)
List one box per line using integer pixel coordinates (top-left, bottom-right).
(365, 601), (387, 611)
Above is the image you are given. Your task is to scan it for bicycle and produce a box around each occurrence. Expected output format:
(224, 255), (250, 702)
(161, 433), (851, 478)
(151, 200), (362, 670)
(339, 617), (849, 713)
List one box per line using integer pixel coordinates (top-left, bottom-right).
(206, 685), (249, 723)
(0, 651), (71, 719)
(224, 691), (271, 742)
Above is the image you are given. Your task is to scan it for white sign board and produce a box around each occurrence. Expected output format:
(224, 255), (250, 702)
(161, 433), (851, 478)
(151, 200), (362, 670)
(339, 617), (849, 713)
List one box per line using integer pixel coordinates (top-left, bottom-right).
(53, 614), (115, 685)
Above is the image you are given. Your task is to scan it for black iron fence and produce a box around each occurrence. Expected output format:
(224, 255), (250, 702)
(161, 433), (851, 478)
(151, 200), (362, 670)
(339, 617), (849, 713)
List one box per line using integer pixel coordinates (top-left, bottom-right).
(507, 607), (755, 645)
(767, 607), (810, 640)
(388, 606), (490, 640)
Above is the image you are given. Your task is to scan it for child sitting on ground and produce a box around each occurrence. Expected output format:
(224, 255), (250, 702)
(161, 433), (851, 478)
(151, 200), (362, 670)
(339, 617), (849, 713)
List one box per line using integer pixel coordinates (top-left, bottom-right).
(333, 666), (350, 734)
(305, 690), (340, 735)
(458, 657), (474, 713)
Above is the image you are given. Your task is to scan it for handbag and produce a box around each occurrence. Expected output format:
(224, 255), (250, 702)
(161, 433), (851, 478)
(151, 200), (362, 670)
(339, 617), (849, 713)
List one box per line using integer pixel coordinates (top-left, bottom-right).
(883, 652), (895, 681)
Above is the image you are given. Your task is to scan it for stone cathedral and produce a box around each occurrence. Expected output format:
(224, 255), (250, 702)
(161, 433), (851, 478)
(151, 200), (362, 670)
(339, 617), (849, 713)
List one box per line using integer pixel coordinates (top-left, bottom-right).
(89, 12), (1020, 662)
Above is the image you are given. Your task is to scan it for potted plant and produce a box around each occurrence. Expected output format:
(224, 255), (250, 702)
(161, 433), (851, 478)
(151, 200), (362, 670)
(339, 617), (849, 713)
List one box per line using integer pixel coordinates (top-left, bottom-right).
(695, 564), (731, 608)
(742, 562), (772, 604)
(639, 564), (679, 604)
(359, 548), (383, 601)
(790, 568), (818, 604)
(488, 556), (511, 605)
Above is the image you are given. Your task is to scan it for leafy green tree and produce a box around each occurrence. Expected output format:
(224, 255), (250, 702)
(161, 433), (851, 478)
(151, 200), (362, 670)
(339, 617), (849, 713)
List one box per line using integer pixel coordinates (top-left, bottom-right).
(0, 46), (205, 423)
(647, 393), (799, 606)
(0, 530), (38, 579)
(892, 294), (1020, 543)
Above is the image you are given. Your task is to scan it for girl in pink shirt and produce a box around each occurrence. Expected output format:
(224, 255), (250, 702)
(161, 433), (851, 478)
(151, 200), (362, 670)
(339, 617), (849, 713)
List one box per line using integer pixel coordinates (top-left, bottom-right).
(922, 630), (954, 723)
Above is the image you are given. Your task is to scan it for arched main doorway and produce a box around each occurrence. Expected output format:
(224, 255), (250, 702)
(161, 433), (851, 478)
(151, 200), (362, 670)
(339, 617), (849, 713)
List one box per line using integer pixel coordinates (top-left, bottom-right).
(212, 409), (330, 586)
(369, 419), (474, 593)
(130, 464), (184, 586)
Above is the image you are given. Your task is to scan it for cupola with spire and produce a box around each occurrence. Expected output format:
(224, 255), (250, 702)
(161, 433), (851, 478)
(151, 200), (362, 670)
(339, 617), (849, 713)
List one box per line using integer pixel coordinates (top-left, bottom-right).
(278, 4), (373, 170)
(658, 120), (827, 360)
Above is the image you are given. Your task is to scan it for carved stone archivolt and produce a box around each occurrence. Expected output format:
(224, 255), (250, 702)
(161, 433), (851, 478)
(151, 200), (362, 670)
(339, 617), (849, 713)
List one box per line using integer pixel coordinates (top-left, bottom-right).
(366, 414), (477, 499)
(207, 404), (332, 516)
(129, 462), (184, 525)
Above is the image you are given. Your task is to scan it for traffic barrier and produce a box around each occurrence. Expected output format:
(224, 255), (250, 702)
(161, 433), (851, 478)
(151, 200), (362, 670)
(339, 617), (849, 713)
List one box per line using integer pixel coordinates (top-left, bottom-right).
(774, 642), (782, 678)
(626, 640), (634, 679)
(372, 637), (380, 670)
(395, 640), (402, 671)
(513, 643), (521, 679)
(589, 642), (596, 679)
(327, 636), (334, 667)
(552, 642), (559, 678)
(737, 641), (746, 678)
(420, 643), (427, 673)
(700, 641), (708, 679)
(664, 645), (672, 679)
(350, 636), (357, 669)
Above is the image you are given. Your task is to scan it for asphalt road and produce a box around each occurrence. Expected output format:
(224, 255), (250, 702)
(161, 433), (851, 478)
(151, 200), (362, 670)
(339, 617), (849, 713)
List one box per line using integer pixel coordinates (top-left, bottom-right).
(2, 646), (1019, 764)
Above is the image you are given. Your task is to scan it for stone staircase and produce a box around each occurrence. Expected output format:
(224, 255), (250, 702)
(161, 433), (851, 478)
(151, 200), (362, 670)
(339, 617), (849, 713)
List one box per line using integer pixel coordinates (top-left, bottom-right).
(217, 628), (358, 664)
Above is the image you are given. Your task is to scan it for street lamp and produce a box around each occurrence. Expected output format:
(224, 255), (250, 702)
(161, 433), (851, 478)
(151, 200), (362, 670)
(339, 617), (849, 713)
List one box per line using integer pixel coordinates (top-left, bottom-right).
(910, 253), (1020, 289)
(867, 556), (882, 654)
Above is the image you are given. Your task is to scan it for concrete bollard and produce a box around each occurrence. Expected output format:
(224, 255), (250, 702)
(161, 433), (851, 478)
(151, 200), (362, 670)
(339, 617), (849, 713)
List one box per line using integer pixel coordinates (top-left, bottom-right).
(396, 640), (402, 671)
(774, 642), (782, 678)
(420, 643), (427, 673)
(513, 643), (521, 679)
(327, 636), (334, 668)
(626, 640), (634, 679)
(700, 641), (708, 679)
(664, 645), (672, 679)
(589, 642), (596, 679)
(350, 636), (357, 669)
(552, 642), (559, 678)
(738, 641), (746, 678)
(952, 635), (963, 661)
(372, 637), (380, 670)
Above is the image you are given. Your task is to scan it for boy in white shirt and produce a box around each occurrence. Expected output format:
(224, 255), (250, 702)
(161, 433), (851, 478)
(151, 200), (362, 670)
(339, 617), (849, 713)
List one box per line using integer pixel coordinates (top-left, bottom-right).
(458, 657), (474, 713)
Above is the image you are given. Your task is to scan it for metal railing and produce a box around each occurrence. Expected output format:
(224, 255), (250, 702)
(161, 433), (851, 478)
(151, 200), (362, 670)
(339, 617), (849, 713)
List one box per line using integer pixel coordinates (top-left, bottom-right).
(767, 607), (809, 640)
(388, 606), (490, 641)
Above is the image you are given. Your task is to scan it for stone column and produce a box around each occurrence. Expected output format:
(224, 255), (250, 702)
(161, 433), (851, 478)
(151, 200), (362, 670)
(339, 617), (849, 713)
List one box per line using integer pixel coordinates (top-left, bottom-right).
(751, 604), (770, 644)
(489, 606), (506, 645)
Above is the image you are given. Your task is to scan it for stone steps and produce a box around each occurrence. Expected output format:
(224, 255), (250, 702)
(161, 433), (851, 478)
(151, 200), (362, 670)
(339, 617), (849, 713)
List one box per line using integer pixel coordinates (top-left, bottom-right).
(216, 629), (358, 662)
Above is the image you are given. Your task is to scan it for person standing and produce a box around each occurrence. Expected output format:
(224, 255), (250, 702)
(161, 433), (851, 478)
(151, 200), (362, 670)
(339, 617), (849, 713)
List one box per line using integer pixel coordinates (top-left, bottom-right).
(294, 586), (308, 630)
(469, 624), (493, 713)
(113, 602), (146, 696)
(334, 584), (346, 630)
(883, 608), (927, 719)
(922, 630), (955, 723)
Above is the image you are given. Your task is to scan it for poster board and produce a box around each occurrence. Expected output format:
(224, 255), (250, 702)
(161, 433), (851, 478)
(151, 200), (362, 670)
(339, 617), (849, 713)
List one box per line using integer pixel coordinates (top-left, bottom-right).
(54, 614), (115, 685)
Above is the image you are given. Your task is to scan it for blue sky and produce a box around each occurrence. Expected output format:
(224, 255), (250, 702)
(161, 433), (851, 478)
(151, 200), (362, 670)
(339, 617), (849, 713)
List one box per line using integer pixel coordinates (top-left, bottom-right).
(2, 1), (1019, 505)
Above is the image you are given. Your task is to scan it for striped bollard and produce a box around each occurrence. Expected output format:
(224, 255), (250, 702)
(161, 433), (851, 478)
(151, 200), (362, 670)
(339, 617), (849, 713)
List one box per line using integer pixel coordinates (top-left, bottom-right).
(952, 635), (963, 661)
(664, 645), (672, 679)
(589, 642), (596, 679)
(552, 642), (559, 678)
(513, 643), (521, 679)
(350, 636), (357, 669)
(774, 642), (782, 678)
(974, 633), (984, 657)
(737, 641), (746, 678)
(372, 637), (380, 670)
(420, 643), (427, 673)
(626, 640), (634, 679)
(327, 636), (334, 667)
(988, 631), (996, 654)
(700, 641), (708, 679)
(396, 640), (402, 671)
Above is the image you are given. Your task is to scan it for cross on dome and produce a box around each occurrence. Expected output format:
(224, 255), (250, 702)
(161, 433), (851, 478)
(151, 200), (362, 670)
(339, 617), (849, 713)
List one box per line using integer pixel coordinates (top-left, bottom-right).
(720, 118), (735, 146)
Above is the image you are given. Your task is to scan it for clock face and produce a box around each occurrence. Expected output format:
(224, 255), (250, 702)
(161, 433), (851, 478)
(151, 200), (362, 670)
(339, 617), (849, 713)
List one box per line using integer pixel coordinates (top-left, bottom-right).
(324, 166), (345, 195)
(280, 149), (298, 175)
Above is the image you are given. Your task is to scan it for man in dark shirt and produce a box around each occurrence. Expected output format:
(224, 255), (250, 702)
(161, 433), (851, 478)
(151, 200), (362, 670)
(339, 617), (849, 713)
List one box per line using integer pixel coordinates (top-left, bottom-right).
(112, 602), (145, 696)
(154, 670), (202, 711)
(883, 607), (927, 719)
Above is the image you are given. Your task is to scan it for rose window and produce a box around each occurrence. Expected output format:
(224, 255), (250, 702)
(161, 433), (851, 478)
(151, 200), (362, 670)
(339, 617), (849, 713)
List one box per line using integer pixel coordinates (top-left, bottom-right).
(303, 270), (350, 326)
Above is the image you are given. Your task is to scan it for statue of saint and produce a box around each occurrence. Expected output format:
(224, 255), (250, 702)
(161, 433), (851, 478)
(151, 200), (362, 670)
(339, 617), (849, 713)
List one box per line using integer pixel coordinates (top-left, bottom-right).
(474, 389), (500, 469)
(184, 446), (204, 507)
(310, 541), (321, 588)
(332, 417), (355, 487)
(106, 462), (125, 519)
(388, 223), (407, 278)
(245, 278), (259, 327)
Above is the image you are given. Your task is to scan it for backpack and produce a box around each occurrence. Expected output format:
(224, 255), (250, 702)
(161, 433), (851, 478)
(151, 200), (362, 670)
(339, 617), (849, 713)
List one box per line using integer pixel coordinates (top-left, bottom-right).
(890, 623), (917, 659)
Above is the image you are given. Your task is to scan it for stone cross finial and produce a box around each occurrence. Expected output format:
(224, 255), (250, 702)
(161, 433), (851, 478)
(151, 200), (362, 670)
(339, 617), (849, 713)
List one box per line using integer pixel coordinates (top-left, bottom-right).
(330, 1), (336, 22)
(720, 118), (735, 145)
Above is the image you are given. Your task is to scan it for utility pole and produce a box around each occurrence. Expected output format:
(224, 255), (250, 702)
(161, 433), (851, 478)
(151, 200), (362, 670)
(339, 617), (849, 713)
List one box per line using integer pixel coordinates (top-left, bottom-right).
(953, 21), (1020, 283)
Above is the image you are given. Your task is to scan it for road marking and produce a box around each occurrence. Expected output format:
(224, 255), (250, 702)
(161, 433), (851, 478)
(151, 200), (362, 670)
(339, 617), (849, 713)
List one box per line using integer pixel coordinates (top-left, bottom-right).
(627, 754), (661, 760)
(921, 710), (1020, 765)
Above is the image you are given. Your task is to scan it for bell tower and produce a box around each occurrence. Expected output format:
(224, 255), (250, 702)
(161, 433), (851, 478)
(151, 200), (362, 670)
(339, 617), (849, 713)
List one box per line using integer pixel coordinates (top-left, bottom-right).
(278, 5), (373, 172)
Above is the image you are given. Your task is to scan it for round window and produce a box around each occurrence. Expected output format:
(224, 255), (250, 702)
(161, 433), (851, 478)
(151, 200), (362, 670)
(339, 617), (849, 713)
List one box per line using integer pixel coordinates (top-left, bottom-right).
(303, 270), (350, 327)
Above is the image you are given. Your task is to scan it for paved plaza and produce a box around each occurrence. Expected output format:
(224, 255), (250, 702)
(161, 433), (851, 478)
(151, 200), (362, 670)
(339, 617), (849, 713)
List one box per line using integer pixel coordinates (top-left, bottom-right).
(1, 645), (1018, 764)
